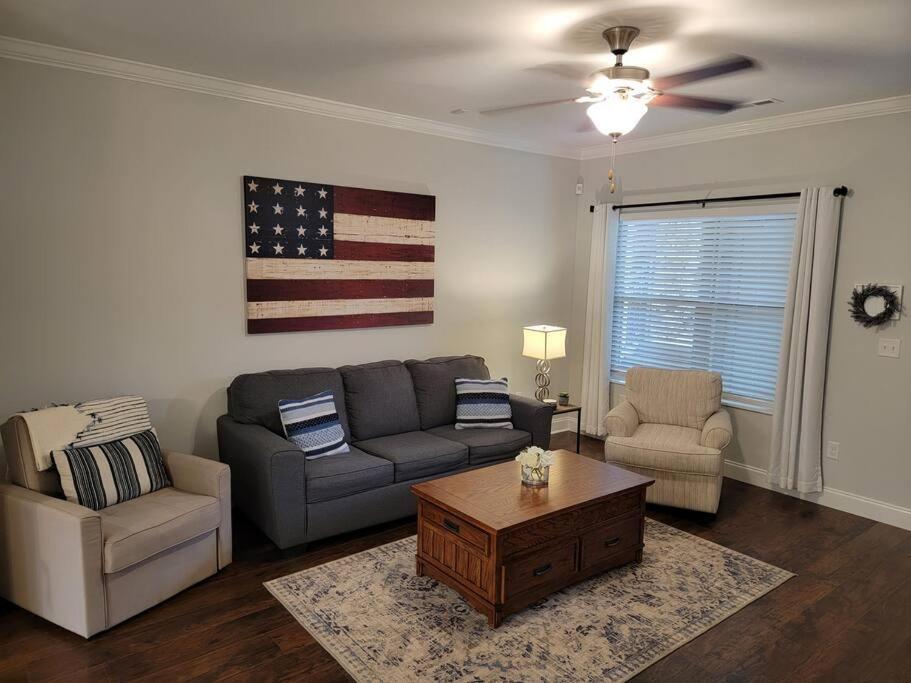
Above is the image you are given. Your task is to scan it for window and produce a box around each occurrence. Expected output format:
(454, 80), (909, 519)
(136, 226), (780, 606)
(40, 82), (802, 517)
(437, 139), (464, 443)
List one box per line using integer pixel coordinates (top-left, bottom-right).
(610, 203), (797, 412)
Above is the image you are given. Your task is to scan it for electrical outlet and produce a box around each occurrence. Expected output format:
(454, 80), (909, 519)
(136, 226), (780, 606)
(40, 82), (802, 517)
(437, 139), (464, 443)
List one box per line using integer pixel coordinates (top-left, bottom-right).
(575, 183), (584, 195)
(825, 441), (840, 461)
(878, 338), (901, 358)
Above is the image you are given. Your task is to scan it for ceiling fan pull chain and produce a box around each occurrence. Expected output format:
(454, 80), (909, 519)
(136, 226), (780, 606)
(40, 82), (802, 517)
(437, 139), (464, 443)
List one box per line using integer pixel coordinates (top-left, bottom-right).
(609, 135), (618, 193)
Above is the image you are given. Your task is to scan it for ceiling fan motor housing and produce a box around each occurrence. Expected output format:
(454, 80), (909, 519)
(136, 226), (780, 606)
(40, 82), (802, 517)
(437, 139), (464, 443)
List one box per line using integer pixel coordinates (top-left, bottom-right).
(595, 65), (651, 82)
(603, 26), (640, 59)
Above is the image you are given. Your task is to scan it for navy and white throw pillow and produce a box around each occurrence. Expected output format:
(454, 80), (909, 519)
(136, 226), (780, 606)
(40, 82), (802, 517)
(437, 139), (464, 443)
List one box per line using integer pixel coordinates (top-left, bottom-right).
(279, 392), (350, 459)
(454, 377), (513, 429)
(52, 429), (171, 511)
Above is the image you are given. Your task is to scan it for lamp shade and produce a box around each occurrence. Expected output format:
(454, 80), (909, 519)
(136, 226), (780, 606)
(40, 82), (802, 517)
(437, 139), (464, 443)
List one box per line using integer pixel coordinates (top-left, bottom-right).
(586, 98), (648, 137)
(522, 325), (567, 360)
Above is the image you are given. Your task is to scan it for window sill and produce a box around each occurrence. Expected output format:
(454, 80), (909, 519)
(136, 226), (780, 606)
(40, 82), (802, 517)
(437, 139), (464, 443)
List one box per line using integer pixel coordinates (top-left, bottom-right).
(608, 378), (773, 416)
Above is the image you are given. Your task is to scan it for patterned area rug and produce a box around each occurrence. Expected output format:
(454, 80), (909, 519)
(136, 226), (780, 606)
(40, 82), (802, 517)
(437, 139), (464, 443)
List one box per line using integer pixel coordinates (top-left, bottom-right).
(265, 519), (793, 682)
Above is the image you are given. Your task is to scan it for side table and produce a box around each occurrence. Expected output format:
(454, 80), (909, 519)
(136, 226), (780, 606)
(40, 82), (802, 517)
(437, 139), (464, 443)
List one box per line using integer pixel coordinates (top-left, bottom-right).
(553, 403), (582, 453)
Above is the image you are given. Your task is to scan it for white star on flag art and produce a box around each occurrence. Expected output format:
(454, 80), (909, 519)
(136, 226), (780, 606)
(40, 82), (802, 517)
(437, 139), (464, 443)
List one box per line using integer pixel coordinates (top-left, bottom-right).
(242, 175), (435, 333)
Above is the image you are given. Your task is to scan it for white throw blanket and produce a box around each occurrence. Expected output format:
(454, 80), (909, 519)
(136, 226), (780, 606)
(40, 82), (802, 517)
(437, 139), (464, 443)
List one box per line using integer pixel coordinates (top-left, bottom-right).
(14, 406), (92, 471)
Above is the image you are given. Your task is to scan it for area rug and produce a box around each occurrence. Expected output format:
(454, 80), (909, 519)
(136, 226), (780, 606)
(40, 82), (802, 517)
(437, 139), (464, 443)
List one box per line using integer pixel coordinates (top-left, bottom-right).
(265, 519), (793, 682)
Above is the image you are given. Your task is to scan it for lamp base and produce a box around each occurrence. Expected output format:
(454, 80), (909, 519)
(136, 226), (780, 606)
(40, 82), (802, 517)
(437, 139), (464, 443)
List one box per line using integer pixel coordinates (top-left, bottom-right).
(534, 359), (552, 402)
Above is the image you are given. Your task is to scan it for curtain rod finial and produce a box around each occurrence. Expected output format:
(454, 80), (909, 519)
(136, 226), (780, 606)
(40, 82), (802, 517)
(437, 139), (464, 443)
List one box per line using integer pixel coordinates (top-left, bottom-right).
(834, 186), (849, 197)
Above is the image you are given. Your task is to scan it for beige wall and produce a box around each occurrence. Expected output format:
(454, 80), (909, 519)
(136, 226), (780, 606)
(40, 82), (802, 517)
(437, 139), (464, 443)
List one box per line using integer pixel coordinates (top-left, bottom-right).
(571, 112), (911, 509)
(3, 55), (908, 513)
(0, 59), (578, 465)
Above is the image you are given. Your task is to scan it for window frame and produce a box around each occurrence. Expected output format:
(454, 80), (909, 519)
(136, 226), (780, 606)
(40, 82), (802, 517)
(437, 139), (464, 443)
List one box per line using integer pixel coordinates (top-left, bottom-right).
(608, 200), (798, 415)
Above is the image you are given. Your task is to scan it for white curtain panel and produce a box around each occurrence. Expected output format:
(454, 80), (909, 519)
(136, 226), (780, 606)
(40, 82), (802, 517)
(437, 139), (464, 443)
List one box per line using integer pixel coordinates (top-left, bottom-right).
(580, 204), (619, 436)
(769, 187), (843, 493)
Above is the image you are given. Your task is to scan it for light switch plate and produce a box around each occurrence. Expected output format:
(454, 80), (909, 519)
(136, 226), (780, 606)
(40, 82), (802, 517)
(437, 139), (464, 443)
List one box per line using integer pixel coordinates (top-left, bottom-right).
(878, 338), (901, 358)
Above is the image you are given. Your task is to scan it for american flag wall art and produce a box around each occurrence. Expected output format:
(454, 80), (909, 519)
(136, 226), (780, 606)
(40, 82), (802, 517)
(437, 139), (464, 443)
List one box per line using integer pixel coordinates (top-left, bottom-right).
(243, 176), (435, 333)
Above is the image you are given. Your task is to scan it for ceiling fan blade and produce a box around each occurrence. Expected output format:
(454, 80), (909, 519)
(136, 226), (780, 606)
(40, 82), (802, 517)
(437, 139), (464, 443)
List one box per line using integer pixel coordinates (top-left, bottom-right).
(650, 93), (741, 113)
(651, 55), (756, 91)
(479, 98), (578, 115)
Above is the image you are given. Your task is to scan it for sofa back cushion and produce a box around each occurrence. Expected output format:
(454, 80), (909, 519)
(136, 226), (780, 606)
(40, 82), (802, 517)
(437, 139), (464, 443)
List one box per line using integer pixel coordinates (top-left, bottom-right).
(339, 360), (420, 440)
(625, 367), (722, 430)
(405, 355), (490, 429)
(227, 368), (350, 439)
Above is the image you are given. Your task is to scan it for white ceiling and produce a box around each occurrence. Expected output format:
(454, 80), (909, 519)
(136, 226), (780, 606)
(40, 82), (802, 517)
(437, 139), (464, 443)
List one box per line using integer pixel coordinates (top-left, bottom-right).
(2, 0), (910, 152)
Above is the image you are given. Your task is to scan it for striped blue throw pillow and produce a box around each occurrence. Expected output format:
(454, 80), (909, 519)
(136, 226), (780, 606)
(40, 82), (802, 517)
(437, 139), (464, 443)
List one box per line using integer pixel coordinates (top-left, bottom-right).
(52, 429), (170, 511)
(454, 377), (513, 429)
(279, 392), (350, 459)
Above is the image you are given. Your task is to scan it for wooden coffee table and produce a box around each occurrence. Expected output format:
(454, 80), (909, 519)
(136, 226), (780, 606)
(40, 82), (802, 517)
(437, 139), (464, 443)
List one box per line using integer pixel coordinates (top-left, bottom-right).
(412, 450), (654, 627)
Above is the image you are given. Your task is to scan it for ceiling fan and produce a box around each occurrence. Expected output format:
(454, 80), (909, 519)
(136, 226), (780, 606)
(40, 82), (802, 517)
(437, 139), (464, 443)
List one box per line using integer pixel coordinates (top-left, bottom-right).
(481, 26), (757, 139)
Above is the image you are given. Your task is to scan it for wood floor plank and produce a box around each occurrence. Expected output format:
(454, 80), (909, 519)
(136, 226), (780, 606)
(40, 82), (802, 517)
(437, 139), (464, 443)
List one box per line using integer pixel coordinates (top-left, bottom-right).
(0, 431), (907, 682)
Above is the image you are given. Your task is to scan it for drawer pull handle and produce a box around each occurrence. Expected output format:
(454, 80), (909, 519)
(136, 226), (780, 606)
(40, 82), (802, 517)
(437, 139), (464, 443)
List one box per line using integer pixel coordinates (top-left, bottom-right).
(533, 563), (552, 577)
(604, 537), (621, 548)
(443, 518), (460, 533)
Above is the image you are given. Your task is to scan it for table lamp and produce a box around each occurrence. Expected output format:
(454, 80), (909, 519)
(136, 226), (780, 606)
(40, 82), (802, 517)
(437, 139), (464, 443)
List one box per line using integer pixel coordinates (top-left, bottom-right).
(522, 325), (567, 403)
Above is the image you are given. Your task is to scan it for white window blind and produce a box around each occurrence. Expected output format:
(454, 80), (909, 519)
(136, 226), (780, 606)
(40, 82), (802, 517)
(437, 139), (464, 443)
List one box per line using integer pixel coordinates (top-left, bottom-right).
(610, 204), (797, 410)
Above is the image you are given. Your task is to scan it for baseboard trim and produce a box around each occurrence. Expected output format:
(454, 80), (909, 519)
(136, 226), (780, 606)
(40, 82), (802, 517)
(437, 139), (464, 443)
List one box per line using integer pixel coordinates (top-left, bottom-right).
(551, 414), (578, 434)
(723, 460), (911, 531)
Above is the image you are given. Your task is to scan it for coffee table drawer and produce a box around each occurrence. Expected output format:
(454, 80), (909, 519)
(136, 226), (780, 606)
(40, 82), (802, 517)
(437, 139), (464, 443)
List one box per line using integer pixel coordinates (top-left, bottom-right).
(422, 502), (490, 555)
(502, 489), (642, 556)
(504, 541), (577, 599)
(580, 514), (641, 569)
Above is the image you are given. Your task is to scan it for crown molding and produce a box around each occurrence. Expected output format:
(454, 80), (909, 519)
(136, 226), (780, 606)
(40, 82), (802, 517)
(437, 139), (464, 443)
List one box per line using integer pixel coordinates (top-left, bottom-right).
(0, 35), (579, 160)
(3, 35), (909, 163)
(580, 94), (911, 159)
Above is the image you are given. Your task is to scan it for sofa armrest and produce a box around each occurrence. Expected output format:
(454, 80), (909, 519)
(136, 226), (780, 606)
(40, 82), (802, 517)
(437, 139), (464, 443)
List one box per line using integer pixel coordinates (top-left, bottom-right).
(0, 484), (106, 638)
(162, 450), (232, 569)
(510, 395), (555, 449)
(216, 415), (308, 550)
(605, 401), (639, 438)
(701, 409), (733, 450)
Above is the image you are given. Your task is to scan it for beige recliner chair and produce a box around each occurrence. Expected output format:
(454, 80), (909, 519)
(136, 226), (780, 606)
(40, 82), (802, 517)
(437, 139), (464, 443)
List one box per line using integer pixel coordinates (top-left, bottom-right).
(0, 415), (232, 638)
(604, 367), (732, 514)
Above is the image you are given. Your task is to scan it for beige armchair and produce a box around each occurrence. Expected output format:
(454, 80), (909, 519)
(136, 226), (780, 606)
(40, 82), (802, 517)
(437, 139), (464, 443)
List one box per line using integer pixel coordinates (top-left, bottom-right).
(0, 415), (232, 638)
(604, 367), (732, 514)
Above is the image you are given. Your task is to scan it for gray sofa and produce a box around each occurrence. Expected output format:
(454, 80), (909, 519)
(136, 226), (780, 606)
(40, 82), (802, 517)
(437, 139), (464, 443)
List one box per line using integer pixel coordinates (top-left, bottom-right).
(217, 355), (554, 549)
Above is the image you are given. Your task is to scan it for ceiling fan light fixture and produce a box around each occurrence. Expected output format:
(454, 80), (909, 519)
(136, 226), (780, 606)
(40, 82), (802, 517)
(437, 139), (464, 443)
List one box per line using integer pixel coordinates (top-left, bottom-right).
(586, 97), (648, 137)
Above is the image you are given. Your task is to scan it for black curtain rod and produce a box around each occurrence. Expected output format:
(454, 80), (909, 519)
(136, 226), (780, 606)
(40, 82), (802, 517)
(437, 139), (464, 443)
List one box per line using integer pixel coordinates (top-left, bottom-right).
(588, 186), (849, 212)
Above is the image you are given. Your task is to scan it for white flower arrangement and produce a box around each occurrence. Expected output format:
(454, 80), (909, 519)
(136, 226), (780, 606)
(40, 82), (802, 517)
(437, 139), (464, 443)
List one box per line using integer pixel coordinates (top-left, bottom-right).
(515, 446), (554, 469)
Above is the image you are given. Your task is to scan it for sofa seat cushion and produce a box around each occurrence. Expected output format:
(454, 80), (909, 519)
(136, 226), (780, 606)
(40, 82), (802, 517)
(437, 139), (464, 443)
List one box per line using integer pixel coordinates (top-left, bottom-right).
(427, 425), (531, 465)
(355, 431), (469, 482)
(606, 423), (722, 477)
(99, 487), (220, 573)
(305, 446), (394, 503)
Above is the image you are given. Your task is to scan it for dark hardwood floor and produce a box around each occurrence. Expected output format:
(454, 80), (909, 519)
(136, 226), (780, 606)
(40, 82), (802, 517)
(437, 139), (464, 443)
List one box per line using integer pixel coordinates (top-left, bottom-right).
(1, 432), (909, 682)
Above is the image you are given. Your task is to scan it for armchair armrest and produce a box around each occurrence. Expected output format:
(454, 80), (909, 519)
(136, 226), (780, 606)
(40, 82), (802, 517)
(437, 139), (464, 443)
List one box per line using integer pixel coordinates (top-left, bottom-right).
(509, 395), (555, 449)
(162, 450), (232, 569)
(605, 401), (639, 438)
(216, 415), (308, 549)
(701, 409), (733, 450)
(0, 484), (105, 638)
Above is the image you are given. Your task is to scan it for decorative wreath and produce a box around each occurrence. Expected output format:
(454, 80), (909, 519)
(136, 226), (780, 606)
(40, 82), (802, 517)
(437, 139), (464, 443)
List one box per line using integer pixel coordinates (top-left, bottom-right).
(848, 284), (899, 328)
